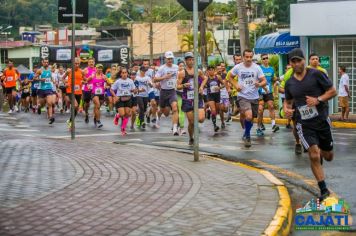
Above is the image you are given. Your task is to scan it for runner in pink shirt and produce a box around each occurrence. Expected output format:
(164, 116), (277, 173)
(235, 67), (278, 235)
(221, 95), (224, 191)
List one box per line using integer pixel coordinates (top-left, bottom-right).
(82, 57), (96, 123)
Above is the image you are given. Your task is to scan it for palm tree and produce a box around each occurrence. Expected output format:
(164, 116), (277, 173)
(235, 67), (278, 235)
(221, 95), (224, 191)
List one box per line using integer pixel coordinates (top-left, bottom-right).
(180, 32), (214, 54)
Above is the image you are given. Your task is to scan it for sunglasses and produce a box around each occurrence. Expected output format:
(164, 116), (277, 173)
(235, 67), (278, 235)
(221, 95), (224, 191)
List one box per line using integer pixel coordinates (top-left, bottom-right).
(262, 57), (268, 60)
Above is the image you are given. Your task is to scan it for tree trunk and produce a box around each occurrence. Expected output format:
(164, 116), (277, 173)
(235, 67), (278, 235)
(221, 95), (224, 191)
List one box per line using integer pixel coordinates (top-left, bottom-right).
(199, 11), (208, 68)
(236, 0), (250, 53)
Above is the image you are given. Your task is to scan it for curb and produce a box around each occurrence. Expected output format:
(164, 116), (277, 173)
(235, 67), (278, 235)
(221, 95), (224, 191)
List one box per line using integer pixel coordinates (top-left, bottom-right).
(207, 157), (292, 236)
(232, 116), (356, 129)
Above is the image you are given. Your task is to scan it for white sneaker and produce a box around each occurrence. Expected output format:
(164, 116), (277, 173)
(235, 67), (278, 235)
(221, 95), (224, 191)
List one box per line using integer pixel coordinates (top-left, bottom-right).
(8, 109), (13, 114)
(66, 110), (70, 114)
(180, 129), (187, 135)
(173, 127), (179, 136)
(14, 106), (19, 112)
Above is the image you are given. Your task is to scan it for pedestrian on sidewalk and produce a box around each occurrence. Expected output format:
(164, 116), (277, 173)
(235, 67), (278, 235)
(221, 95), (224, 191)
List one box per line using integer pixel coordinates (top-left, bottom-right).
(338, 65), (350, 121)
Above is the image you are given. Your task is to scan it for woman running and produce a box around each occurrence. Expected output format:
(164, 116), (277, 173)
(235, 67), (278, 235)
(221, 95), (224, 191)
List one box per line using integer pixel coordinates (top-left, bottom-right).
(111, 68), (137, 136)
(87, 64), (107, 128)
(135, 66), (152, 129)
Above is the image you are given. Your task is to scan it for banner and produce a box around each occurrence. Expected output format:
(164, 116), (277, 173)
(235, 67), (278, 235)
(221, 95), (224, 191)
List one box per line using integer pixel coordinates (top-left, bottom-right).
(40, 44), (130, 66)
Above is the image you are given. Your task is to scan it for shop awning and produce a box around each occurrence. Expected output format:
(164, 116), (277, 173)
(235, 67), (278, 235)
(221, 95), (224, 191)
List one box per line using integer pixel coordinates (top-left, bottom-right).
(254, 32), (300, 54)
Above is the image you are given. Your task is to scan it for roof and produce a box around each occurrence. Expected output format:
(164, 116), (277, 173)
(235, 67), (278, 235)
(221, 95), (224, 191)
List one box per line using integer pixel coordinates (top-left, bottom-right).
(254, 32), (300, 55)
(17, 64), (32, 74)
(0, 41), (33, 49)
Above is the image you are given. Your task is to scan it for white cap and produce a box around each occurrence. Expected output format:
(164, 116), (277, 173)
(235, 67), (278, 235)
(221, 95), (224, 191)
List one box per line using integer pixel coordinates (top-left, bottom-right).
(164, 51), (174, 59)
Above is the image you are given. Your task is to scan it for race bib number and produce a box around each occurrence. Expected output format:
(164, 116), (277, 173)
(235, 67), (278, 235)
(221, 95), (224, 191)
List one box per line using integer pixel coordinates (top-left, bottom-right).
(187, 90), (194, 100)
(74, 85), (80, 91)
(24, 88), (29, 93)
(244, 78), (255, 87)
(298, 105), (318, 120)
(34, 83), (40, 89)
(122, 90), (130, 96)
(167, 80), (175, 89)
(7, 76), (13, 82)
(88, 84), (93, 90)
(45, 78), (51, 83)
(210, 85), (220, 93)
(95, 88), (103, 95)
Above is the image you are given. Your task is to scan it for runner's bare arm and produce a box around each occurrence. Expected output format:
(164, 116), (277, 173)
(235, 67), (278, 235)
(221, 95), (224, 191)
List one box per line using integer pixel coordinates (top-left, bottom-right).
(306, 87), (337, 107)
(256, 76), (267, 88)
(176, 70), (185, 90)
(283, 99), (295, 119)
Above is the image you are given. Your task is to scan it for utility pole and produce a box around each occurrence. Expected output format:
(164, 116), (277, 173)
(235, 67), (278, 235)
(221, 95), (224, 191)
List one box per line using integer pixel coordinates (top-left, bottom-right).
(149, 0), (154, 64)
(236, 0), (250, 52)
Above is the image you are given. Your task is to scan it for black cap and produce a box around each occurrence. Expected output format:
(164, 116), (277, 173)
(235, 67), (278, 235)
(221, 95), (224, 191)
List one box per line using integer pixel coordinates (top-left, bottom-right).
(288, 48), (305, 61)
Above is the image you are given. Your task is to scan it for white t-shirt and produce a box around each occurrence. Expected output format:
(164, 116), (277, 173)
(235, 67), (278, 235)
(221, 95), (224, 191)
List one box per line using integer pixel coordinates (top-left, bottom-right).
(155, 64), (179, 90)
(112, 78), (135, 97)
(136, 74), (150, 97)
(338, 73), (349, 97)
(279, 74), (285, 99)
(231, 62), (265, 100)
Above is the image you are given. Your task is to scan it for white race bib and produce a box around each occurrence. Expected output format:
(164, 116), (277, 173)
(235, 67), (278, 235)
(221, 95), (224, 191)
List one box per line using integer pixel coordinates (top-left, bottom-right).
(7, 76), (13, 82)
(24, 88), (29, 93)
(45, 78), (51, 83)
(244, 78), (255, 87)
(122, 90), (130, 96)
(88, 84), (93, 90)
(167, 80), (175, 89)
(34, 83), (40, 89)
(95, 88), (103, 95)
(298, 105), (318, 120)
(210, 85), (220, 93)
(75, 85), (80, 91)
(187, 90), (194, 100)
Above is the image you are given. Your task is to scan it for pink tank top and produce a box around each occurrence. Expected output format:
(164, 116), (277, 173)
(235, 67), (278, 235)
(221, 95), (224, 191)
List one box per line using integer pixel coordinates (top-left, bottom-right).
(83, 67), (96, 92)
(91, 74), (105, 95)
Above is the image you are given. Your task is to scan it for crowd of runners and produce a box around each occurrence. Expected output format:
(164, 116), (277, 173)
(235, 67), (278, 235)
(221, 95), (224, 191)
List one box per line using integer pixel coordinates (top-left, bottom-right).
(1, 48), (337, 200)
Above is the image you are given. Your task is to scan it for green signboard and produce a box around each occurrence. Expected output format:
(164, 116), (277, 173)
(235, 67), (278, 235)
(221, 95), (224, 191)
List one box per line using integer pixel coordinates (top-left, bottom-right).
(320, 56), (330, 69)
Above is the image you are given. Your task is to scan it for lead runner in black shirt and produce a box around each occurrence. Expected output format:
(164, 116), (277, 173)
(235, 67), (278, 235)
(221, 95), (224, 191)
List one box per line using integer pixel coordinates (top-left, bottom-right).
(284, 48), (337, 201)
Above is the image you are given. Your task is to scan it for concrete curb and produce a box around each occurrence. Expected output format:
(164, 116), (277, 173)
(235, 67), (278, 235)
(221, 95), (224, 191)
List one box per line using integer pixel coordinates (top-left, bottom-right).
(207, 157), (292, 236)
(232, 116), (356, 129)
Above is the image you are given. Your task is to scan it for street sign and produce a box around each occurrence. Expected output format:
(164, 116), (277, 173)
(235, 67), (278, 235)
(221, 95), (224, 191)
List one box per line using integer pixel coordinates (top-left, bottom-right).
(58, 0), (88, 24)
(228, 39), (241, 55)
(177, 0), (212, 12)
(320, 56), (330, 69)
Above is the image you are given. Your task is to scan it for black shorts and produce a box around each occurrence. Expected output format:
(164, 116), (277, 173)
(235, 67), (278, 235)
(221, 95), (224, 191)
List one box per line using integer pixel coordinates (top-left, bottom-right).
(182, 99), (204, 113)
(296, 119), (333, 151)
(67, 94), (82, 104)
(115, 99), (132, 109)
(5, 87), (16, 94)
(31, 89), (38, 97)
(203, 94), (208, 103)
(21, 93), (30, 99)
(92, 94), (105, 101)
(207, 93), (220, 103)
(37, 89), (54, 98)
(159, 89), (177, 108)
(83, 91), (92, 103)
(260, 93), (274, 103)
(132, 96), (138, 107)
(59, 86), (66, 95)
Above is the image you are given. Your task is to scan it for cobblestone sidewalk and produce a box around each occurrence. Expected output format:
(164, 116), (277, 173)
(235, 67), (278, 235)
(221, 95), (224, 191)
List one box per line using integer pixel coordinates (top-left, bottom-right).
(0, 136), (280, 236)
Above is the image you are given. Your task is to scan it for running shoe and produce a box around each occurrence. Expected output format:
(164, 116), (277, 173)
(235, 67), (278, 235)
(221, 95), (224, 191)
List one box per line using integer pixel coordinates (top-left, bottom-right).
(85, 115), (89, 124)
(221, 123), (226, 129)
(142, 122), (146, 129)
(121, 128), (127, 136)
(295, 144), (303, 155)
(97, 120), (103, 128)
(261, 123), (266, 131)
(256, 128), (264, 137)
(189, 138), (194, 146)
(49, 117), (55, 124)
(272, 125), (280, 133)
(173, 127), (179, 136)
(244, 137), (251, 148)
(7, 109), (13, 114)
(214, 125), (220, 132)
(113, 114), (120, 126)
(319, 189), (330, 202)
(286, 124), (292, 129)
(146, 115), (150, 124)
(180, 128), (187, 135)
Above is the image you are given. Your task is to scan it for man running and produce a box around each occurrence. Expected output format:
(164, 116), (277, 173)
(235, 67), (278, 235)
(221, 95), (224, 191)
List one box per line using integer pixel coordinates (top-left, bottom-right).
(153, 51), (179, 136)
(284, 48), (337, 200)
(230, 49), (267, 148)
(256, 54), (279, 136)
(177, 52), (207, 145)
(34, 58), (56, 124)
(1, 59), (20, 113)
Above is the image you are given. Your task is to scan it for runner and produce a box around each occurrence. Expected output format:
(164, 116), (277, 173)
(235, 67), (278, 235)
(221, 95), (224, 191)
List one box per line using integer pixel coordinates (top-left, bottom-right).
(34, 58), (56, 124)
(177, 52), (207, 145)
(65, 57), (84, 129)
(229, 49), (267, 148)
(176, 61), (187, 134)
(278, 64), (293, 129)
(111, 68), (137, 135)
(217, 63), (230, 129)
(128, 70), (138, 130)
(105, 64), (118, 116)
(30, 68), (40, 113)
(20, 76), (31, 112)
(284, 48), (337, 200)
(82, 57), (96, 123)
(256, 54), (280, 136)
(141, 59), (156, 126)
(1, 59), (20, 113)
(135, 65), (152, 129)
(206, 65), (226, 132)
(57, 65), (67, 113)
(153, 51), (179, 136)
(87, 64), (107, 128)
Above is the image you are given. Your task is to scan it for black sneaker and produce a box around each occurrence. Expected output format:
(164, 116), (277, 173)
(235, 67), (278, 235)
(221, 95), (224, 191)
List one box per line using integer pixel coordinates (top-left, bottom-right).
(189, 138), (194, 146)
(85, 115), (89, 124)
(97, 120), (103, 128)
(49, 117), (55, 124)
(226, 114), (231, 123)
(286, 124), (292, 129)
(214, 125), (220, 132)
(37, 107), (41, 115)
(244, 137), (251, 148)
(142, 122), (146, 129)
(272, 125), (280, 133)
(146, 115), (150, 124)
(261, 123), (266, 131)
(319, 189), (330, 202)
(207, 110), (211, 120)
(94, 118), (97, 127)
(295, 144), (303, 155)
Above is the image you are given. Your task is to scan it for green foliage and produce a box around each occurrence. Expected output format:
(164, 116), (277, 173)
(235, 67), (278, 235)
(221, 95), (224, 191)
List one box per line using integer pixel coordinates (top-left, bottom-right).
(181, 31), (214, 54)
(208, 57), (223, 67)
(263, 0), (297, 24)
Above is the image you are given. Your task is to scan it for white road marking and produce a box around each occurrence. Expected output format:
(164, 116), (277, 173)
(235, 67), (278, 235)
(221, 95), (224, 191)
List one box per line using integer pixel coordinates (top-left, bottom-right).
(0, 128), (39, 132)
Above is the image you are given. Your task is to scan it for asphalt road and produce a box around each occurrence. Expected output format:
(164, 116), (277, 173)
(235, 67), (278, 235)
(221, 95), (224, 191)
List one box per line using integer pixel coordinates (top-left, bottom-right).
(1, 109), (355, 235)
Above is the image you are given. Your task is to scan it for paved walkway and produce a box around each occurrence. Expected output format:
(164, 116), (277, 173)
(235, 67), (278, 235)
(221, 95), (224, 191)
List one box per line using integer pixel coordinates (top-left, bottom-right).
(0, 135), (280, 236)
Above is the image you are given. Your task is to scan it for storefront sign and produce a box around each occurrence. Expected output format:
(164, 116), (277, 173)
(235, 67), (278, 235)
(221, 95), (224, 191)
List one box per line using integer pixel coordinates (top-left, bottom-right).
(320, 56), (330, 69)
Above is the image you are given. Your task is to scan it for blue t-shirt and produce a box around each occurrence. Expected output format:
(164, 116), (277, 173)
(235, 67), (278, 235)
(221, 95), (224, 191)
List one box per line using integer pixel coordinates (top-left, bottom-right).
(259, 66), (274, 94)
(39, 68), (53, 90)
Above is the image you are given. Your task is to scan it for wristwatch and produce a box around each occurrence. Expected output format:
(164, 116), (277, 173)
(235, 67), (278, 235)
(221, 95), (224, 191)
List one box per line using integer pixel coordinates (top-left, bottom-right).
(317, 96), (323, 103)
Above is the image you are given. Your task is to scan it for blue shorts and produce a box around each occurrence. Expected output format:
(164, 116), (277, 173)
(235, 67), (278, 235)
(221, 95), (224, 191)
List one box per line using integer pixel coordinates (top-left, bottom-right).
(182, 99), (204, 113)
(105, 88), (112, 97)
(37, 89), (54, 98)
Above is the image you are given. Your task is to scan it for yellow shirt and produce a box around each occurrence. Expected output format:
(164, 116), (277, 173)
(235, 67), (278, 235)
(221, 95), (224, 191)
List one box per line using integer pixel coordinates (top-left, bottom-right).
(226, 70), (238, 97)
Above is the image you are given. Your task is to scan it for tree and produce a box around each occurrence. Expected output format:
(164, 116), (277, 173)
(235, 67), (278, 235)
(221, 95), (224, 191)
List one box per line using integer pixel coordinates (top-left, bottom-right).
(181, 31), (214, 55)
(236, 0), (250, 52)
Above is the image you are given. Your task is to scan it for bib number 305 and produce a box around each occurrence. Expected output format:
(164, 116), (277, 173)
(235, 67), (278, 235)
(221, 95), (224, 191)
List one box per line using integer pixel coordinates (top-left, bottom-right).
(298, 105), (318, 120)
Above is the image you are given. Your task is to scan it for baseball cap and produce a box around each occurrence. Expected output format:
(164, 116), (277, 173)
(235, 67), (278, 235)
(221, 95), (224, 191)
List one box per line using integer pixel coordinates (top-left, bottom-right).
(164, 51), (174, 59)
(184, 52), (194, 59)
(288, 48), (305, 61)
(96, 64), (104, 69)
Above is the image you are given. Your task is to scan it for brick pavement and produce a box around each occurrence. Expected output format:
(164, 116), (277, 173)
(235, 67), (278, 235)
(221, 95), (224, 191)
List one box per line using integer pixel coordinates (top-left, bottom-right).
(0, 136), (280, 236)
